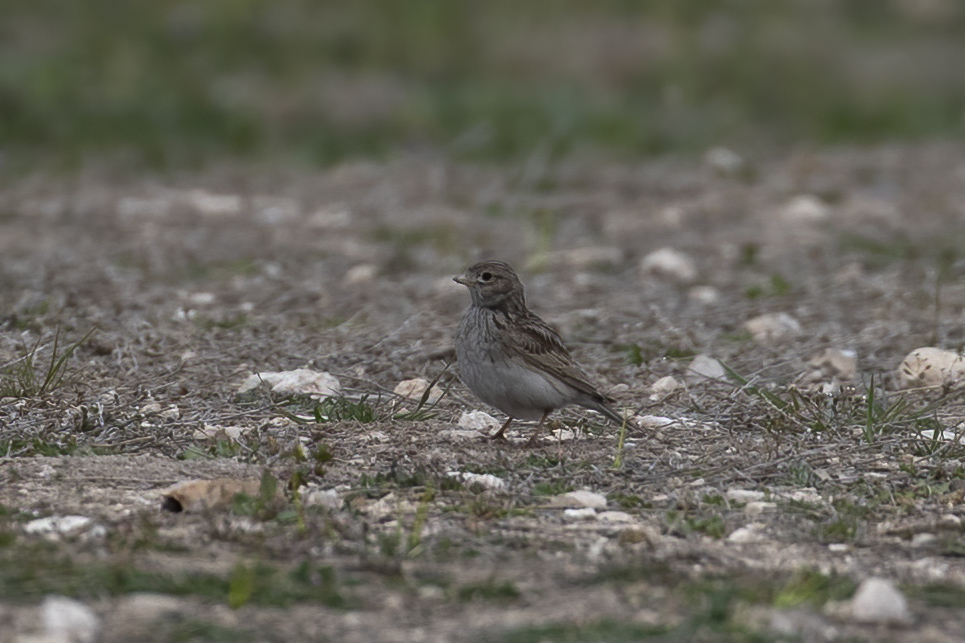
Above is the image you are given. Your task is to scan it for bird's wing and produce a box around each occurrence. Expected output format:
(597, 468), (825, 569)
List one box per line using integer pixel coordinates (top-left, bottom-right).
(499, 311), (614, 404)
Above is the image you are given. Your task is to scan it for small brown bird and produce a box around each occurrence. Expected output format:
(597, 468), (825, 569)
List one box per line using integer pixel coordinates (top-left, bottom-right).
(453, 260), (631, 445)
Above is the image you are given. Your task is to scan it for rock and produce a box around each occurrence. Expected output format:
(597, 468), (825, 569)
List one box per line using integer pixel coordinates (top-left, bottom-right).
(24, 516), (94, 539)
(42, 595), (100, 643)
(704, 146), (745, 176)
(458, 410), (500, 432)
(898, 347), (965, 390)
(238, 369), (340, 398)
(639, 248), (697, 283)
(159, 404), (181, 421)
(597, 511), (634, 523)
(563, 508), (598, 522)
(185, 189), (242, 218)
(726, 489), (765, 503)
(778, 488), (824, 505)
(301, 488), (342, 510)
(687, 354), (726, 381)
(744, 502), (777, 516)
(618, 525), (659, 546)
(252, 195), (300, 225)
(193, 424), (249, 440)
(161, 478), (267, 513)
(649, 375), (681, 401)
(805, 348), (858, 382)
(344, 264), (377, 285)
(938, 514), (962, 530)
(550, 490), (607, 509)
(393, 378), (443, 404)
(447, 472), (506, 492)
(782, 194), (831, 223)
(139, 402), (162, 415)
(553, 246), (625, 270)
(727, 524), (766, 543)
(850, 578), (911, 624)
(635, 415), (676, 429)
(911, 533), (937, 547)
(744, 313), (802, 343)
(688, 285), (719, 304)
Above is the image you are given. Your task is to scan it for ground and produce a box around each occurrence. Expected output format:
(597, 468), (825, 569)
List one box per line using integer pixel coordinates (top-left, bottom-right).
(2, 144), (965, 642)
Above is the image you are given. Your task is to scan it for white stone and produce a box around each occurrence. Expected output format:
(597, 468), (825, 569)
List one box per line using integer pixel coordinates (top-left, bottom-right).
(252, 195), (300, 224)
(898, 347), (965, 390)
(687, 354), (726, 381)
(807, 348), (858, 381)
(911, 533), (937, 547)
(744, 312), (802, 343)
(744, 502), (777, 516)
(185, 189), (241, 217)
(24, 516), (93, 537)
(307, 205), (352, 229)
(238, 369), (340, 398)
(779, 488), (824, 504)
(139, 402), (162, 415)
(393, 378), (442, 404)
(688, 285), (720, 304)
(344, 264), (377, 285)
(639, 247), (697, 283)
(850, 578), (911, 624)
(727, 524), (766, 543)
(635, 415), (676, 429)
(704, 146), (745, 175)
(42, 595), (100, 643)
(301, 488), (342, 510)
(726, 489), (766, 503)
(551, 490), (608, 509)
(185, 291), (216, 306)
(649, 376), (681, 401)
(458, 410), (500, 432)
(159, 405), (181, 421)
(782, 194), (831, 223)
(828, 543), (851, 553)
(562, 508), (598, 522)
(448, 472), (506, 492)
(597, 511), (635, 523)
(194, 424), (248, 440)
(938, 514), (962, 530)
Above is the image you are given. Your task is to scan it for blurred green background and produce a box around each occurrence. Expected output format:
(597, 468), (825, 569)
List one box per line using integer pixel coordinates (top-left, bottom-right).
(2, 0), (964, 171)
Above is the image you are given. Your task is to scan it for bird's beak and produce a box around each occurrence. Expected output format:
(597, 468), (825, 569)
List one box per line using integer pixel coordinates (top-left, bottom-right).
(453, 274), (471, 286)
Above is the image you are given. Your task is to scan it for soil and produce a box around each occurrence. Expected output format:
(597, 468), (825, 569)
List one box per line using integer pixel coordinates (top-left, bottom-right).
(2, 144), (965, 642)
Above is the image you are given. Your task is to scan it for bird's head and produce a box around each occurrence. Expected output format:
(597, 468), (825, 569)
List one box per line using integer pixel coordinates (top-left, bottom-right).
(453, 260), (525, 309)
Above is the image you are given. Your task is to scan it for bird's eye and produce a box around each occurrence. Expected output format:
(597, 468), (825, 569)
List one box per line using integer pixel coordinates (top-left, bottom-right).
(480, 272), (493, 282)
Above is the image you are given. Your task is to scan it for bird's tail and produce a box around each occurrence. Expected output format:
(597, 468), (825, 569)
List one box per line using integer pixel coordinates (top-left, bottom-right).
(589, 402), (639, 431)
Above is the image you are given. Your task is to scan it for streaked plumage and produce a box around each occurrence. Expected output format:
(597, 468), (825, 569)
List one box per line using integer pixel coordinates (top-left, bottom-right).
(453, 260), (629, 444)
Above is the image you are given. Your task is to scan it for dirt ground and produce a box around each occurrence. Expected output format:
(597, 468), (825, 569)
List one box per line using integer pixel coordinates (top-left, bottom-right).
(2, 144), (965, 642)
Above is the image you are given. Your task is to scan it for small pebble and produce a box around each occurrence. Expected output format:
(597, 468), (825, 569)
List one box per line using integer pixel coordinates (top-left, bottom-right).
(850, 577), (911, 624)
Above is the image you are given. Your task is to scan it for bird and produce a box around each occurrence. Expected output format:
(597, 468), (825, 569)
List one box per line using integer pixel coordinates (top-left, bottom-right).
(453, 260), (632, 445)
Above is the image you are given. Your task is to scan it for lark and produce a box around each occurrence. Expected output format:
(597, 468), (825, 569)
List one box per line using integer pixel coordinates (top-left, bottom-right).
(453, 260), (631, 445)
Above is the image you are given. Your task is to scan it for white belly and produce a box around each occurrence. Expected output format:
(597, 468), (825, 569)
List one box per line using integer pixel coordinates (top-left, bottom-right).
(456, 345), (571, 420)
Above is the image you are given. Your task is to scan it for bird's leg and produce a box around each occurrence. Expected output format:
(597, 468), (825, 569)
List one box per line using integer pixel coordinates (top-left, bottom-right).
(525, 411), (551, 447)
(490, 417), (513, 441)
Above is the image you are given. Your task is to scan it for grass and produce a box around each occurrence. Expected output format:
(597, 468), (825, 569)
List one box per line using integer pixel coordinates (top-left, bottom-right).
(0, 328), (95, 400)
(0, 543), (347, 608)
(2, 1), (964, 171)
